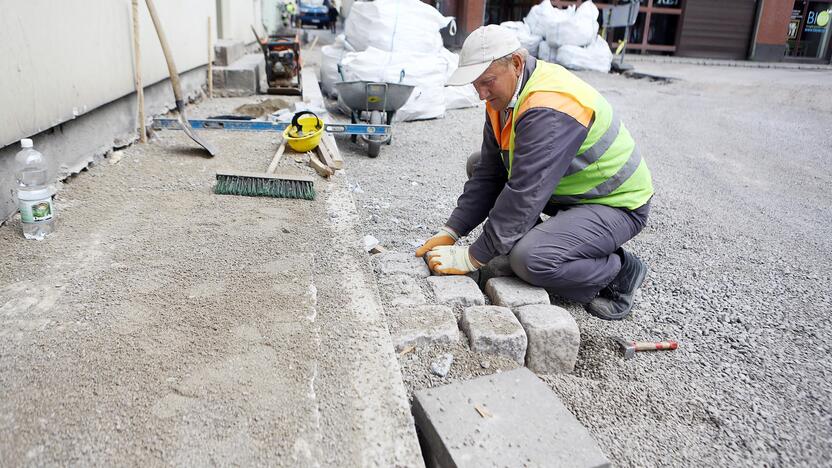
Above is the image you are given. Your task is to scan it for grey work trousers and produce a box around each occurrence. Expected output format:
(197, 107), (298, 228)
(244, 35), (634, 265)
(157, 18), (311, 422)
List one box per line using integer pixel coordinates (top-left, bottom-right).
(467, 152), (650, 303)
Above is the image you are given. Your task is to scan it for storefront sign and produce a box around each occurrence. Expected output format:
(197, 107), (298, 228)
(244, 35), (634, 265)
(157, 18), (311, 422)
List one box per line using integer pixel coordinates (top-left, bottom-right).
(805, 7), (832, 32)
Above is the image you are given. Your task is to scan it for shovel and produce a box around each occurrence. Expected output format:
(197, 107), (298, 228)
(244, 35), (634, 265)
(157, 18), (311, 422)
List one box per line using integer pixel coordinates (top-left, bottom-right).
(145, 0), (217, 156)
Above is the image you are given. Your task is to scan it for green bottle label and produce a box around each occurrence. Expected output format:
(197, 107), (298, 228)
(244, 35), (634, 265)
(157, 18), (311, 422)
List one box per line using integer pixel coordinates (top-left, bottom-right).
(19, 197), (53, 223)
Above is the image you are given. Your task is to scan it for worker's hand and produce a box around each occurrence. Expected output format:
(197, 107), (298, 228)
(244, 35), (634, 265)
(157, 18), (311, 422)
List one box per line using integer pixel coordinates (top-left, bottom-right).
(425, 245), (482, 275)
(415, 227), (459, 257)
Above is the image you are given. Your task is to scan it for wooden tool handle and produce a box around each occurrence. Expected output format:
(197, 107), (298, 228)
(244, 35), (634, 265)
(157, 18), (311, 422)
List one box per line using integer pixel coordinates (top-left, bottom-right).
(266, 140), (287, 174)
(145, 0), (182, 103)
(634, 341), (678, 352)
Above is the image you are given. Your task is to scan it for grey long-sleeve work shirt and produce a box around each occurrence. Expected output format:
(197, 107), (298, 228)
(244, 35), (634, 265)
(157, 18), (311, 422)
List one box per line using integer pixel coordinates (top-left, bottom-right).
(445, 57), (589, 264)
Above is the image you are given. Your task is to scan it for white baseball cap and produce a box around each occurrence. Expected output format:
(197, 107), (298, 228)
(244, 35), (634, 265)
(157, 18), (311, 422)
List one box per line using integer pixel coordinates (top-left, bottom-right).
(446, 25), (521, 86)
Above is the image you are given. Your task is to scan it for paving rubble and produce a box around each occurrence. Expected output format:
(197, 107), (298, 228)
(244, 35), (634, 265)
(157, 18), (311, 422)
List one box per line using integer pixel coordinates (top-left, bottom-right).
(337, 62), (832, 466)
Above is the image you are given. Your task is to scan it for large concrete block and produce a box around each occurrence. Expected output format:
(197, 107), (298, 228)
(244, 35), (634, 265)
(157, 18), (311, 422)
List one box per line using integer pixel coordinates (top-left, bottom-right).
(390, 305), (458, 351)
(378, 275), (427, 306)
(373, 251), (430, 278)
(413, 368), (610, 468)
(427, 276), (485, 307)
(516, 304), (580, 374)
(213, 39), (245, 66)
(485, 277), (550, 309)
(226, 54), (265, 95)
(460, 306), (527, 365)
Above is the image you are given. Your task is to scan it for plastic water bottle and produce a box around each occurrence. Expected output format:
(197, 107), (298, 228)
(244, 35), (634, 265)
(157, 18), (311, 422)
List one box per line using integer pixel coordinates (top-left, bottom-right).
(15, 139), (55, 240)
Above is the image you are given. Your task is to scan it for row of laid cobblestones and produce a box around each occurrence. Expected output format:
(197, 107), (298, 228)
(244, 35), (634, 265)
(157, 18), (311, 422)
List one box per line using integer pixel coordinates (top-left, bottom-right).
(372, 251), (580, 374)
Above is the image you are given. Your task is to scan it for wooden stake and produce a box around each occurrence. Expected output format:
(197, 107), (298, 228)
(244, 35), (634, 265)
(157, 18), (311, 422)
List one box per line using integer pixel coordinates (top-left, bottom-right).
(132, 0), (146, 143)
(207, 16), (213, 99)
(266, 139), (287, 174)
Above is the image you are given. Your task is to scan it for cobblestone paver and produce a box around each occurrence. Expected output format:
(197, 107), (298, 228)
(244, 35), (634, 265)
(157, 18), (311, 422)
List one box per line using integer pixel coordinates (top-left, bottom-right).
(460, 306), (527, 365)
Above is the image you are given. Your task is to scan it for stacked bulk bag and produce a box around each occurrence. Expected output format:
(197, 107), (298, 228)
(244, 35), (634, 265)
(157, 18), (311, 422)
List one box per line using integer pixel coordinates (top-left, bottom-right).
(500, 21), (542, 58)
(556, 35), (613, 73)
(344, 0), (453, 54)
(320, 34), (355, 98)
(339, 47), (454, 121)
(328, 0), (480, 121)
(522, 0), (611, 73)
(546, 0), (599, 48)
(524, 0), (572, 38)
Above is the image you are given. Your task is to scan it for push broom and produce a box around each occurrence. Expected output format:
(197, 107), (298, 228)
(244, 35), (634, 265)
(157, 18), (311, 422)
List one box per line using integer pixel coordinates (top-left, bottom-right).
(214, 139), (315, 200)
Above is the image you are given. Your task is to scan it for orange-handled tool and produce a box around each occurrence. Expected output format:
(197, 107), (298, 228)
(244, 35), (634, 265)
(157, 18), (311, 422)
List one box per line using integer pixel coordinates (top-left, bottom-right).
(613, 336), (678, 360)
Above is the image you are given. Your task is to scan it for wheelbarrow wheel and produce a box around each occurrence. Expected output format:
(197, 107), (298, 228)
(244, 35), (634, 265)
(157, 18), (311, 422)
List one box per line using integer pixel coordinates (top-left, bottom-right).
(367, 111), (383, 158)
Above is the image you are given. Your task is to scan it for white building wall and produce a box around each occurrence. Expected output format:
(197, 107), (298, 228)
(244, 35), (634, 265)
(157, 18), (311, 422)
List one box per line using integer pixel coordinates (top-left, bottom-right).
(0, 0), (221, 149)
(0, 0), (260, 221)
(218, 0), (264, 41)
(0, 0), (264, 150)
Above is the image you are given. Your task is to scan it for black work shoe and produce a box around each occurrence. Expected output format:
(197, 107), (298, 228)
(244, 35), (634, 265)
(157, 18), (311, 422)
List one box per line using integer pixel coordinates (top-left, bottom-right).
(585, 248), (648, 320)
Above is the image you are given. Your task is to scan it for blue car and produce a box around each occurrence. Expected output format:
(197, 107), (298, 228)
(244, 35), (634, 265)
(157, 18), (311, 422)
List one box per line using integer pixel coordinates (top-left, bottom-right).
(299, 1), (330, 28)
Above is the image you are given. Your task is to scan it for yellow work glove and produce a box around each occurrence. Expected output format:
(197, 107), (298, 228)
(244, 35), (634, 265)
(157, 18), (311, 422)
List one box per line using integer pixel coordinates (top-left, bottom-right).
(426, 245), (482, 275)
(415, 226), (458, 257)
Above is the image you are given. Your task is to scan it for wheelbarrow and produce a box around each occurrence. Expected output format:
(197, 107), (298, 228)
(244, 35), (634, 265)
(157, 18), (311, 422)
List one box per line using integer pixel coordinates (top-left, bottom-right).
(335, 79), (414, 158)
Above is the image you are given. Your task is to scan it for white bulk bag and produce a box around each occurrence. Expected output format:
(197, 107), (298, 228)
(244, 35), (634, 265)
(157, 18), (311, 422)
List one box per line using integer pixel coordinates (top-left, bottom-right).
(537, 40), (557, 62)
(344, 0), (455, 54)
(555, 35), (612, 73)
(439, 48), (480, 110)
(547, 0), (599, 48)
(320, 35), (356, 98)
(339, 47), (456, 121)
(499, 21), (543, 57)
(445, 86), (481, 110)
(524, 0), (572, 38)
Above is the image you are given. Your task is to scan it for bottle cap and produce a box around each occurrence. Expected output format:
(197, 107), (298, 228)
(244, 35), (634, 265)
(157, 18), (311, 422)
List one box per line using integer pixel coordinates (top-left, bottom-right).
(20, 139), (33, 148)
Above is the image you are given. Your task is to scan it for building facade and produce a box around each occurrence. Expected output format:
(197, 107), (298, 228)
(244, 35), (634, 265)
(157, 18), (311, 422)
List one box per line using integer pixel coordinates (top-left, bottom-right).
(471, 0), (832, 63)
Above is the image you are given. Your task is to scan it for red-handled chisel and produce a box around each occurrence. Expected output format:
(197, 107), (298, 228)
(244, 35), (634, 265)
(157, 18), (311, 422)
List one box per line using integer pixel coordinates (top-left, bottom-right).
(613, 336), (678, 360)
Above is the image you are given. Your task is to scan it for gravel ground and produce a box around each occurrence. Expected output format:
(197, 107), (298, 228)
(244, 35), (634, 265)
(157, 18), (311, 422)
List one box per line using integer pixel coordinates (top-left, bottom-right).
(0, 95), (422, 466)
(337, 65), (832, 466)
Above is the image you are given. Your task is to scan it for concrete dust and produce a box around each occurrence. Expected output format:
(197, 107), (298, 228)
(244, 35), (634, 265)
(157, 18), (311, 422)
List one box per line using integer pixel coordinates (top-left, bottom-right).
(233, 97), (293, 118)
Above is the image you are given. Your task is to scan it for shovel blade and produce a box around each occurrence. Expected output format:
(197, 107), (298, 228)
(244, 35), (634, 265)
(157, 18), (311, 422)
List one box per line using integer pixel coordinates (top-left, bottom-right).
(177, 111), (218, 157)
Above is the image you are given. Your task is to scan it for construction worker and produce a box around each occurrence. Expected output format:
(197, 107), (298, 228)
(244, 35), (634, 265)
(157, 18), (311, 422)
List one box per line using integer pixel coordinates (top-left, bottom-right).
(285, 0), (299, 29)
(417, 25), (654, 320)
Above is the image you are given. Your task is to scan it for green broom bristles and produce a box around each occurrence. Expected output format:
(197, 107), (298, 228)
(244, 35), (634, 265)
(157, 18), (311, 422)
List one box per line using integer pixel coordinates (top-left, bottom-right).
(215, 173), (315, 200)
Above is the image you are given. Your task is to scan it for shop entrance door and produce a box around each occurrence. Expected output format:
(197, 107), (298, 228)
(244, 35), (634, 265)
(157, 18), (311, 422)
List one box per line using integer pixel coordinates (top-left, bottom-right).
(787, 1), (832, 59)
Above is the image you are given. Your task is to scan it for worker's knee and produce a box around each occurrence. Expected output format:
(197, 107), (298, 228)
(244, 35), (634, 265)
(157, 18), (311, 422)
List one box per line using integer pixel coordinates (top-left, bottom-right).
(509, 238), (566, 286)
(466, 151), (481, 179)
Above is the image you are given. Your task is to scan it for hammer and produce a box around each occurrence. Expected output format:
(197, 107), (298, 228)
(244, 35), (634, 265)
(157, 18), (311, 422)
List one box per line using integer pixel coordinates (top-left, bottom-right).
(613, 336), (678, 360)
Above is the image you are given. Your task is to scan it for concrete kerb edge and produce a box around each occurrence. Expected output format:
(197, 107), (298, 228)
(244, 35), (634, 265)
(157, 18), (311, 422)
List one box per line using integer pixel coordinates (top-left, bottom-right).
(322, 167), (427, 466)
(625, 55), (832, 70)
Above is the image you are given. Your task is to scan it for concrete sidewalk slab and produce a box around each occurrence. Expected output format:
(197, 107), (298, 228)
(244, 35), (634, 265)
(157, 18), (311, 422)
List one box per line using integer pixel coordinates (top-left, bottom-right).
(413, 368), (610, 468)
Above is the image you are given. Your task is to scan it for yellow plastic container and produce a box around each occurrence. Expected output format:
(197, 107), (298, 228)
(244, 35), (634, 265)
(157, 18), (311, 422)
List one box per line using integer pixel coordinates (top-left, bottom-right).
(284, 111), (324, 152)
